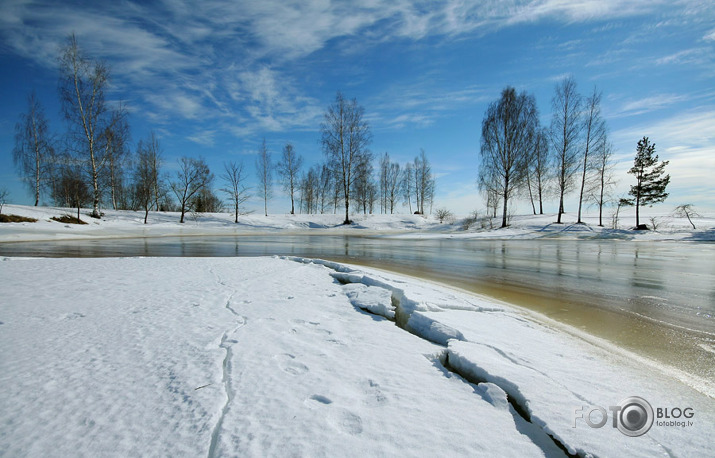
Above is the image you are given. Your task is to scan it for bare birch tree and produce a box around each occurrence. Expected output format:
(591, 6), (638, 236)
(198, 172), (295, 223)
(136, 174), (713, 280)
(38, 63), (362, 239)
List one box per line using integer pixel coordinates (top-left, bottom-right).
(104, 111), (131, 210)
(577, 87), (606, 223)
(550, 76), (583, 224)
(379, 153), (401, 214)
(276, 143), (302, 215)
(589, 139), (615, 227)
(133, 133), (162, 224)
(478, 171), (501, 219)
(299, 166), (321, 214)
(531, 128), (550, 215)
(479, 86), (538, 228)
(255, 139), (273, 217)
(52, 160), (90, 221)
(0, 188), (8, 216)
(379, 153), (390, 213)
(58, 33), (125, 218)
(353, 152), (375, 214)
(171, 157), (213, 223)
(318, 164), (333, 214)
(401, 162), (414, 214)
(321, 91), (372, 224)
(413, 150), (436, 215)
(220, 161), (250, 223)
(13, 91), (55, 206)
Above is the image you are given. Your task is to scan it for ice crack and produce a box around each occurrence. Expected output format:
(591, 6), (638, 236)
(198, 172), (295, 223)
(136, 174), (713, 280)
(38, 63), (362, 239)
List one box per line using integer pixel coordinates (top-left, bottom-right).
(207, 266), (246, 458)
(436, 351), (579, 458)
(284, 256), (590, 457)
(207, 316), (246, 458)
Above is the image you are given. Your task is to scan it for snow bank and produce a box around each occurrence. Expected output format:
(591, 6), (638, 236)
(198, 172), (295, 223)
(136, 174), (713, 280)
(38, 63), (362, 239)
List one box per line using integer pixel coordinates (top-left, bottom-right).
(1, 204), (713, 242)
(341, 283), (396, 319)
(1, 256), (712, 457)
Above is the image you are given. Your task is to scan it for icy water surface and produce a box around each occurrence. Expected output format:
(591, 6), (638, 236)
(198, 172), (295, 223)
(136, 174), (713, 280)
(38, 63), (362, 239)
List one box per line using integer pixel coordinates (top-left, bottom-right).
(2, 235), (714, 384)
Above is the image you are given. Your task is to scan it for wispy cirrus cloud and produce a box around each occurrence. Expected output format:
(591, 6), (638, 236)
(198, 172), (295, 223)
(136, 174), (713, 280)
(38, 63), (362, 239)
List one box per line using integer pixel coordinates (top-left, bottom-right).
(368, 81), (490, 130)
(504, 0), (667, 25)
(186, 130), (217, 147)
(0, 0), (707, 140)
(655, 48), (708, 66)
(611, 93), (691, 118)
(612, 109), (715, 158)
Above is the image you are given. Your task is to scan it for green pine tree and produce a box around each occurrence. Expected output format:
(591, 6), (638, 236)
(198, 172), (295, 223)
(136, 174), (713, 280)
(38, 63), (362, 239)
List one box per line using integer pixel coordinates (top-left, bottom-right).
(620, 136), (670, 229)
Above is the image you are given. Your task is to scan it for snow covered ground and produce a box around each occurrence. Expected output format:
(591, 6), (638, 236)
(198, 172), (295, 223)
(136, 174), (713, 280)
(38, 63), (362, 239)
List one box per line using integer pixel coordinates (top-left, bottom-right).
(0, 204), (713, 242)
(1, 256), (713, 457)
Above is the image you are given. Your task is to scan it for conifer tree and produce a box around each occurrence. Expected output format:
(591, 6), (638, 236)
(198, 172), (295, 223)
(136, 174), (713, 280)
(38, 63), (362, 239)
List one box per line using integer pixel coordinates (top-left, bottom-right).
(621, 136), (670, 229)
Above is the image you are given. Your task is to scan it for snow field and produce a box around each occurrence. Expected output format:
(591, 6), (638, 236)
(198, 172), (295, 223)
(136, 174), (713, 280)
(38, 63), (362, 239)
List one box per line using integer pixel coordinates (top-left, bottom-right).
(1, 257), (542, 457)
(1, 203), (713, 243)
(1, 256), (713, 457)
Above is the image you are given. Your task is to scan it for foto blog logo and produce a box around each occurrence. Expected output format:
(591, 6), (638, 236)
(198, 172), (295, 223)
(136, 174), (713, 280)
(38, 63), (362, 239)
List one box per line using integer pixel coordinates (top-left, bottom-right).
(574, 396), (651, 437)
(573, 396), (695, 437)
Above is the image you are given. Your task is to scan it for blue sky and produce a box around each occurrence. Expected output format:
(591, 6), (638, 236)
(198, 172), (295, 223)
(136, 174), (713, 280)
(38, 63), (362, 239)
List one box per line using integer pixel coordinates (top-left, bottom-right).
(1, 0), (713, 215)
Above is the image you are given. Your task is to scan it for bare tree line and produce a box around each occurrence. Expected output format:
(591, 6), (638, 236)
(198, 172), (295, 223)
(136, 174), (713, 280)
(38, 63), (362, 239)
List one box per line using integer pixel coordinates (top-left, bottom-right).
(11, 36), (437, 224)
(224, 91), (437, 222)
(15, 37), (670, 229)
(478, 76), (618, 228)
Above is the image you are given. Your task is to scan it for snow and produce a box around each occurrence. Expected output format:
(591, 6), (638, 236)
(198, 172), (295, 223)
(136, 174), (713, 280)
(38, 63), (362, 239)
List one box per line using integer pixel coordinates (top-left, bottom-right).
(1, 204), (713, 242)
(1, 256), (713, 457)
(341, 283), (396, 319)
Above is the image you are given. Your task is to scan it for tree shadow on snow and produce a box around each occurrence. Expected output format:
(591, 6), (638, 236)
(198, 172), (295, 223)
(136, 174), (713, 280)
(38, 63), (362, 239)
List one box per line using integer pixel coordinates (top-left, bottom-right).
(684, 228), (715, 242)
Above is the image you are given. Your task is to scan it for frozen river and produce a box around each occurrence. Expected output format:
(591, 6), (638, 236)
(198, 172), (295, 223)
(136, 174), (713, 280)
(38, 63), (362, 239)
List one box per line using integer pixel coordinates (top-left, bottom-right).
(2, 235), (713, 382)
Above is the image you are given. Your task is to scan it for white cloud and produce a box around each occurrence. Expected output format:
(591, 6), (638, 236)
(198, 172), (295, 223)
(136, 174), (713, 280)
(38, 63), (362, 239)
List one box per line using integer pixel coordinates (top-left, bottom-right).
(144, 91), (204, 120)
(505, 0), (666, 25)
(612, 109), (715, 208)
(655, 48), (700, 65)
(369, 82), (489, 130)
(613, 109), (715, 151)
(612, 93), (690, 117)
(187, 130), (217, 147)
(378, 113), (435, 130)
(0, 0), (709, 141)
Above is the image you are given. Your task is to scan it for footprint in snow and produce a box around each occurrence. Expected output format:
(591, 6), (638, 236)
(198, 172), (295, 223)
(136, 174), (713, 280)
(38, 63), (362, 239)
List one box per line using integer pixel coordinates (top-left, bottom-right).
(304, 394), (333, 408)
(290, 319), (332, 336)
(329, 409), (363, 435)
(273, 353), (309, 375)
(303, 393), (363, 435)
(361, 379), (388, 407)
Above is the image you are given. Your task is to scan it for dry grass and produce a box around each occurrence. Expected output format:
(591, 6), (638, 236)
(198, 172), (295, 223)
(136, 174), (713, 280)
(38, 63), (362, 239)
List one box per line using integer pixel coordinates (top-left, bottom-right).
(0, 214), (38, 223)
(51, 214), (87, 225)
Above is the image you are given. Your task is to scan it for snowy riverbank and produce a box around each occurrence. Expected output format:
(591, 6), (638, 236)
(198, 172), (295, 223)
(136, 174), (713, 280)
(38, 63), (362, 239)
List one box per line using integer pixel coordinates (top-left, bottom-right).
(1, 256), (713, 457)
(1, 204), (713, 243)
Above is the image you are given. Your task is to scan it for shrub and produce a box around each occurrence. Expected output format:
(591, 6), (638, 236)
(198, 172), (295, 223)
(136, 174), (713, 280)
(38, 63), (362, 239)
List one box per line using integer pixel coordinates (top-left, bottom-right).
(51, 214), (87, 225)
(435, 207), (455, 224)
(461, 210), (479, 230)
(0, 214), (38, 223)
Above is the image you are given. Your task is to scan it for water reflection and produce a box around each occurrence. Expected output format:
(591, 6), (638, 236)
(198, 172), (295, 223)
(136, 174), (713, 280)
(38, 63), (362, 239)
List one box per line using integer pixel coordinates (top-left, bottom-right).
(2, 235), (711, 331)
(631, 246), (665, 290)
